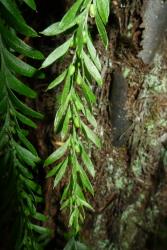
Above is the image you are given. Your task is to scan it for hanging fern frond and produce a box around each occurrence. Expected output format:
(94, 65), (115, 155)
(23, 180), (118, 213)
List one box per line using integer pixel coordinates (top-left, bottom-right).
(41, 0), (110, 236)
(0, 1), (50, 249)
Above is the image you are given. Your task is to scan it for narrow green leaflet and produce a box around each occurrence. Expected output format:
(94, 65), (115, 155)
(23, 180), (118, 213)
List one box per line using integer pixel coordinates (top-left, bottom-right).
(7, 70), (37, 98)
(29, 224), (50, 235)
(41, 21), (76, 36)
(77, 197), (94, 211)
(96, 0), (110, 24)
(81, 121), (101, 148)
(59, 0), (83, 30)
(87, 34), (101, 71)
(0, 97), (7, 114)
(60, 70), (71, 104)
(53, 157), (68, 187)
(61, 182), (70, 202)
(54, 89), (72, 132)
(61, 197), (71, 210)
(63, 238), (75, 250)
(85, 108), (97, 128)
(4, 49), (36, 77)
(82, 50), (102, 86)
(0, 0), (37, 37)
(23, 0), (36, 10)
(17, 162), (33, 179)
(81, 145), (95, 177)
(76, 21), (85, 56)
(9, 90), (44, 119)
(46, 161), (64, 178)
(47, 69), (67, 90)
(61, 105), (71, 139)
(72, 92), (85, 114)
(75, 241), (90, 250)
(95, 9), (108, 48)
(33, 212), (47, 222)
(0, 24), (43, 59)
(44, 138), (70, 166)
(81, 81), (96, 104)
(78, 165), (94, 195)
(41, 37), (73, 68)
(17, 129), (38, 156)
(0, 0), (25, 23)
(16, 111), (37, 128)
(15, 143), (40, 167)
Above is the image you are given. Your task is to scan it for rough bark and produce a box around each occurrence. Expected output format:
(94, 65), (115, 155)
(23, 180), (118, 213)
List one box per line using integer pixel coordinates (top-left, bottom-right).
(30, 1), (167, 249)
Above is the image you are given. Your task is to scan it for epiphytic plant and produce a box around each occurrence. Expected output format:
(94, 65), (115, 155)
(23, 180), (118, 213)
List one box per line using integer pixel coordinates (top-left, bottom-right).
(41, 0), (110, 236)
(0, 0), (50, 248)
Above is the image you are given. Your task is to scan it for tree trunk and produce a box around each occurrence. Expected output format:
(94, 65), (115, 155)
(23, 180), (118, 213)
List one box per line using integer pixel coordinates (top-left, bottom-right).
(80, 1), (167, 249)
(32, 1), (167, 249)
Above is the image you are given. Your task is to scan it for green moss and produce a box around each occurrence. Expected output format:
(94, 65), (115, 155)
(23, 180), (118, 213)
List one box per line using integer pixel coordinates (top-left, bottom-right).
(113, 168), (128, 190)
(123, 67), (131, 78)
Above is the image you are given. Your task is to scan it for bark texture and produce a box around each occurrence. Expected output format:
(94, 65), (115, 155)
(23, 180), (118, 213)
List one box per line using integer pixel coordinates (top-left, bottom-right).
(29, 1), (167, 249)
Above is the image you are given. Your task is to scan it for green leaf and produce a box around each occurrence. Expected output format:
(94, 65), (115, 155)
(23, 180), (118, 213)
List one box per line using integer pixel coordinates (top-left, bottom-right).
(0, 24), (43, 59)
(41, 21), (76, 36)
(76, 21), (85, 56)
(29, 224), (50, 235)
(81, 145), (95, 177)
(21, 175), (41, 193)
(77, 197), (94, 210)
(33, 213), (47, 222)
(96, 0), (110, 24)
(87, 34), (101, 71)
(72, 91), (85, 113)
(17, 162), (33, 179)
(9, 90), (44, 119)
(41, 37), (73, 68)
(78, 165), (94, 195)
(15, 142), (40, 167)
(63, 238), (75, 250)
(4, 49), (36, 77)
(46, 161), (64, 178)
(60, 69), (72, 104)
(75, 183), (85, 201)
(85, 108), (97, 128)
(81, 81), (96, 104)
(53, 157), (68, 187)
(0, 0), (25, 23)
(54, 88), (72, 132)
(47, 69), (67, 90)
(81, 121), (101, 148)
(75, 241), (90, 250)
(61, 182), (70, 202)
(16, 111), (37, 128)
(23, 0), (36, 10)
(6, 70), (37, 98)
(0, 1), (37, 37)
(0, 133), (8, 148)
(82, 50), (102, 86)
(61, 105), (71, 140)
(82, 0), (91, 9)
(95, 9), (108, 48)
(60, 198), (70, 210)
(0, 96), (7, 114)
(44, 138), (70, 166)
(21, 191), (36, 214)
(59, 0), (83, 30)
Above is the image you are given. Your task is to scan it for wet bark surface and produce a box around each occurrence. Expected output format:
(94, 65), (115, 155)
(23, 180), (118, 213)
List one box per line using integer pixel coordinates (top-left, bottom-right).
(17, 1), (167, 249)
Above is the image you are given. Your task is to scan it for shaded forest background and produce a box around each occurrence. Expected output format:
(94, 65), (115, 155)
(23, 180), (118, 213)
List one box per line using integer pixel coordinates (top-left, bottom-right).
(1, 0), (167, 249)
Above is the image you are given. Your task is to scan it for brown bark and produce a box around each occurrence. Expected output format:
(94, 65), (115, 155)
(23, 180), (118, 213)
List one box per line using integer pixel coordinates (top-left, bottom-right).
(33, 1), (167, 249)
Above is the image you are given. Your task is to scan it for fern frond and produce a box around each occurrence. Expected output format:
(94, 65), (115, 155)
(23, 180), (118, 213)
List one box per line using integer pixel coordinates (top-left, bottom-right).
(42, 0), (110, 236)
(0, 1), (50, 249)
